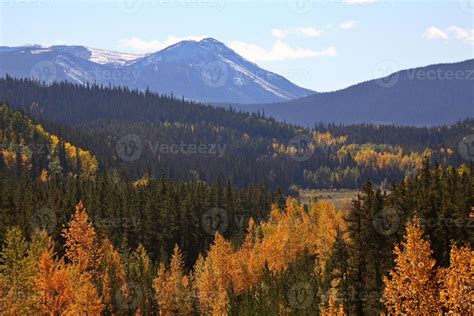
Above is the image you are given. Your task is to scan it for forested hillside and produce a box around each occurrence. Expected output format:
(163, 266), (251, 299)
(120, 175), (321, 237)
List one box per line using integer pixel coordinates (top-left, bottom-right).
(238, 59), (474, 126)
(1, 162), (472, 314)
(1, 77), (471, 189)
(0, 78), (472, 315)
(0, 103), (97, 179)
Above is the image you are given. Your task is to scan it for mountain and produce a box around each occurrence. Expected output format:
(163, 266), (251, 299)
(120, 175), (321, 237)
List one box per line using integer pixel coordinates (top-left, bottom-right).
(232, 59), (474, 126)
(0, 39), (314, 104)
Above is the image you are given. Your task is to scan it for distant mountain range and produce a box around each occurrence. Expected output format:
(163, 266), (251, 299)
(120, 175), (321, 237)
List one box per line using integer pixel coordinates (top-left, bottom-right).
(0, 39), (314, 104)
(231, 59), (474, 126)
(0, 40), (472, 126)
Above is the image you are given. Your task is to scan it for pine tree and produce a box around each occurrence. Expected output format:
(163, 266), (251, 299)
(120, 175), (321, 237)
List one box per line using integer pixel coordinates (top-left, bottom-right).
(126, 243), (156, 315)
(323, 228), (350, 313)
(99, 238), (128, 314)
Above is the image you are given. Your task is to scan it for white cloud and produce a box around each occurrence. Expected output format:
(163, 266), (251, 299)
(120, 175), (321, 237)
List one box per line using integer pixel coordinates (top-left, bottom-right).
(271, 29), (289, 39)
(422, 26), (473, 45)
(228, 40), (336, 62)
(343, 0), (378, 5)
(447, 26), (474, 44)
(423, 26), (448, 40)
(339, 20), (359, 30)
(296, 27), (323, 37)
(118, 35), (209, 53)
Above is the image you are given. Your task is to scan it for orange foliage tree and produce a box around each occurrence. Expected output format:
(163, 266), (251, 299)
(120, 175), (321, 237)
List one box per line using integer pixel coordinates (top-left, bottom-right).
(153, 245), (192, 315)
(383, 219), (441, 314)
(193, 234), (233, 315)
(438, 244), (474, 314)
(61, 201), (102, 276)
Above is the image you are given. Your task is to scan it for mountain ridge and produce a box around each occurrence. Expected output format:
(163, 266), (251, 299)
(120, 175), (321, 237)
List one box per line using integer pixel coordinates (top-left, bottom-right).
(0, 39), (314, 104)
(230, 58), (474, 126)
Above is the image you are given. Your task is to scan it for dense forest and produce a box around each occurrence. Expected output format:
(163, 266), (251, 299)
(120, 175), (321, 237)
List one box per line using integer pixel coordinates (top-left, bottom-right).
(0, 77), (471, 190)
(1, 158), (472, 314)
(0, 78), (472, 315)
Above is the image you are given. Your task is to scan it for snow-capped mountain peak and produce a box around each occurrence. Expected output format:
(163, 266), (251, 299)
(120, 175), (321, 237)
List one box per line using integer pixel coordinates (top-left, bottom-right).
(0, 39), (314, 104)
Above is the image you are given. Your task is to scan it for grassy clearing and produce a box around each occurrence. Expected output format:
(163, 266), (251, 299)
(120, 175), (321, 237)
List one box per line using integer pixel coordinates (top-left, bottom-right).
(298, 189), (359, 210)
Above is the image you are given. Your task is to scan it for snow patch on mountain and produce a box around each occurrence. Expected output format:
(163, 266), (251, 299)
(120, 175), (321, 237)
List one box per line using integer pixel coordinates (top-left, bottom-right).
(86, 47), (146, 66)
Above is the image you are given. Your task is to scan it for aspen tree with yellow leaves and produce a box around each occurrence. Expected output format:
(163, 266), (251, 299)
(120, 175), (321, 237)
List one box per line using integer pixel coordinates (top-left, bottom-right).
(438, 244), (474, 314)
(320, 295), (345, 316)
(383, 219), (441, 314)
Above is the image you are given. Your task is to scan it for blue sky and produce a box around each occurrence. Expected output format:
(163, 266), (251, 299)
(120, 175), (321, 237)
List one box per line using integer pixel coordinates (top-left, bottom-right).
(1, 0), (473, 91)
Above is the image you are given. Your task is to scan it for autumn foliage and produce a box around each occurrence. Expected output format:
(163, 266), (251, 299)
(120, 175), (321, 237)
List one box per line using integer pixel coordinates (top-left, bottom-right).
(1, 196), (472, 315)
(383, 219), (474, 315)
(153, 245), (192, 315)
